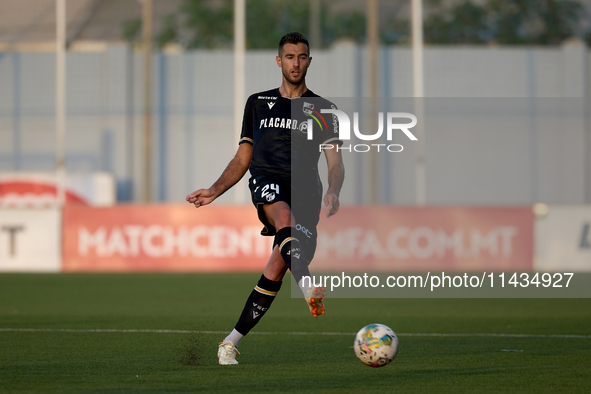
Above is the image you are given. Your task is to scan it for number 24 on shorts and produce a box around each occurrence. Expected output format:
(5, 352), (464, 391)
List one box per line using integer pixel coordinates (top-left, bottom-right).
(261, 184), (280, 198)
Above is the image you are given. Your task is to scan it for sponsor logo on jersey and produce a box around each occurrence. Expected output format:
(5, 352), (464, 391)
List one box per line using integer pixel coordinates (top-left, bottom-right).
(298, 121), (310, 134)
(259, 117), (299, 130)
(258, 96), (278, 100)
(331, 104), (339, 134)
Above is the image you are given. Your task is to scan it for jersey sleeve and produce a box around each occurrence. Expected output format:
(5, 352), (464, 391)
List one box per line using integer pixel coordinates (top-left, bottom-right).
(239, 95), (254, 145)
(320, 101), (342, 146)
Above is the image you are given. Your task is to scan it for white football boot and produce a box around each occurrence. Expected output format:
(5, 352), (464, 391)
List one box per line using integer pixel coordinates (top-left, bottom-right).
(217, 341), (239, 365)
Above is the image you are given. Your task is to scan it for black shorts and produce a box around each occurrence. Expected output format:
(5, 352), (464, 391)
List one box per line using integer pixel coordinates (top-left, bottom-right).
(249, 175), (321, 262)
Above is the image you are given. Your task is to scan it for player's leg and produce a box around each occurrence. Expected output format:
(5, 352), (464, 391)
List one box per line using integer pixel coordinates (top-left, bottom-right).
(263, 202), (311, 291)
(218, 244), (286, 365)
(222, 202), (318, 349)
(222, 202), (293, 343)
(218, 199), (287, 364)
(291, 196), (325, 318)
(218, 183), (317, 364)
(263, 202), (325, 317)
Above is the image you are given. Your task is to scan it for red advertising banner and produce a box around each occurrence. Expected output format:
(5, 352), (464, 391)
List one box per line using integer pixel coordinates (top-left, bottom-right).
(62, 205), (271, 272)
(314, 206), (534, 272)
(62, 205), (533, 272)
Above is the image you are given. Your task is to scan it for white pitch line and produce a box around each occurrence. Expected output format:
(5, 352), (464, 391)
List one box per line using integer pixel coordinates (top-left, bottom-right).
(0, 328), (590, 339)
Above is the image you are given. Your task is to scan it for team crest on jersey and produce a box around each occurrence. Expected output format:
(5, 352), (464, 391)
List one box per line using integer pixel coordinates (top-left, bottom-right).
(303, 102), (328, 131)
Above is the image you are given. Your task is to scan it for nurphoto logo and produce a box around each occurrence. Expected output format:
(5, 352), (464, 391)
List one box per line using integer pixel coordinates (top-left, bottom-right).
(309, 110), (418, 153)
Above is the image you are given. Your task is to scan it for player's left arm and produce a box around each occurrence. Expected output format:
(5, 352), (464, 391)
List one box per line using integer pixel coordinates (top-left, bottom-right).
(323, 144), (345, 218)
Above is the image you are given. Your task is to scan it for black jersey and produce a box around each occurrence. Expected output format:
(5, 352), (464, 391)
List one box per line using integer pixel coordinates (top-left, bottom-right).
(239, 88), (340, 195)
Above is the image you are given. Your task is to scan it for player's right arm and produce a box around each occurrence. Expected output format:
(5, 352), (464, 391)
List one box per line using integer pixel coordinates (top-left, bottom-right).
(186, 142), (252, 208)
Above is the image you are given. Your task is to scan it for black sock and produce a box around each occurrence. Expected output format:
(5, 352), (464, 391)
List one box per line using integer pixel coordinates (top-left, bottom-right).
(274, 227), (310, 285)
(234, 274), (282, 336)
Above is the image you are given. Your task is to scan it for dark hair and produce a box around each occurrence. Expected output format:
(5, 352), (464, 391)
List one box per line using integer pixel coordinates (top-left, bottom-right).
(278, 32), (310, 56)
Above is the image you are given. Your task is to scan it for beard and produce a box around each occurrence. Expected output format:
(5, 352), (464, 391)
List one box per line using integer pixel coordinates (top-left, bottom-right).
(282, 66), (308, 85)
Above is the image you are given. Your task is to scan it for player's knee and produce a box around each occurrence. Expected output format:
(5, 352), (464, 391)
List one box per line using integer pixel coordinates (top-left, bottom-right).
(274, 209), (293, 228)
(264, 203), (293, 229)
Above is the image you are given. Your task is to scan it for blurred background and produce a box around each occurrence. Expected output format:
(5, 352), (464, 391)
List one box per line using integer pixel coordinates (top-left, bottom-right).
(0, 0), (590, 273)
(1, 0), (590, 204)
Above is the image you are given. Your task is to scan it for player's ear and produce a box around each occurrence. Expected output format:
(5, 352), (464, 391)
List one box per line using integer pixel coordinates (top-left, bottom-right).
(276, 55), (282, 67)
(308, 56), (312, 66)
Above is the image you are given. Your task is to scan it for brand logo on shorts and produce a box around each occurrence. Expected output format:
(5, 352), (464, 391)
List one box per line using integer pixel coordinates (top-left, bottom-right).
(266, 193), (276, 202)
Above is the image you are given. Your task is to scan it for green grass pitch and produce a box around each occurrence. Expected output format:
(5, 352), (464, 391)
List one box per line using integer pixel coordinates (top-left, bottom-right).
(1, 273), (590, 393)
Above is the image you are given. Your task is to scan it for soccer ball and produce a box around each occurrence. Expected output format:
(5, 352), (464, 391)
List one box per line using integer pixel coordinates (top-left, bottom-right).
(354, 324), (398, 367)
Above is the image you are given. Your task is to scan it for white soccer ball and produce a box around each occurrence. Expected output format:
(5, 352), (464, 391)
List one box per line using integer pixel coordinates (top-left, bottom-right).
(354, 323), (399, 367)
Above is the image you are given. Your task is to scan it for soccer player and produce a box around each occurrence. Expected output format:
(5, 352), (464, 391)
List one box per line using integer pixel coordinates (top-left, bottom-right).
(186, 32), (345, 365)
